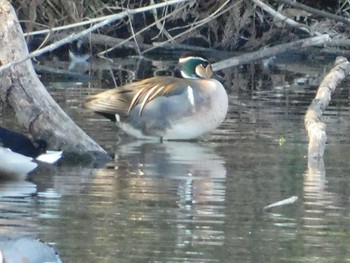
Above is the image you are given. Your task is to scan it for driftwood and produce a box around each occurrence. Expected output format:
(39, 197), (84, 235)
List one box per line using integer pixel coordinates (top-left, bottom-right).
(304, 57), (350, 159)
(0, 0), (110, 161)
(212, 34), (330, 71)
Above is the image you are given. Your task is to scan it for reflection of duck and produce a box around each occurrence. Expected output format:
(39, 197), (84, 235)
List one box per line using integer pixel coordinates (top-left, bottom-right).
(90, 142), (228, 250)
(0, 127), (62, 177)
(0, 235), (62, 263)
(85, 54), (228, 140)
(115, 141), (226, 179)
(113, 141), (226, 204)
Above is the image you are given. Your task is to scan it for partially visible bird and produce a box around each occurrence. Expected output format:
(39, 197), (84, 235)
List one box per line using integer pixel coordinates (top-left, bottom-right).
(0, 147), (38, 177)
(0, 235), (63, 263)
(85, 53), (228, 140)
(0, 127), (62, 177)
(0, 127), (47, 158)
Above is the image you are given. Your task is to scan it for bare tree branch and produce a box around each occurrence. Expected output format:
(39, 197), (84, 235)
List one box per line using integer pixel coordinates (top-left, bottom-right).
(0, 0), (192, 73)
(252, 0), (314, 35)
(212, 34), (330, 71)
(273, 0), (350, 26)
(305, 57), (350, 159)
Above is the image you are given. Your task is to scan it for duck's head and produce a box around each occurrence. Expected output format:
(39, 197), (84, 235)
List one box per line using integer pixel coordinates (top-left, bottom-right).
(178, 53), (213, 80)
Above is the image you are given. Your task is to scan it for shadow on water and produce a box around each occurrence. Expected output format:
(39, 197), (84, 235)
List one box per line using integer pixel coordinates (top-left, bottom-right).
(1, 53), (350, 262)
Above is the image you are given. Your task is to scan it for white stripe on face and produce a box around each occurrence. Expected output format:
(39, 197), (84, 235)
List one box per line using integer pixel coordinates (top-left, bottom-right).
(180, 70), (197, 79)
(179, 56), (208, 64)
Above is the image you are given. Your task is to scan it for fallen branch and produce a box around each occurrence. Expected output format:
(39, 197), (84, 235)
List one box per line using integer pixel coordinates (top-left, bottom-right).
(53, 32), (154, 51)
(51, 32), (234, 60)
(251, 0), (314, 35)
(212, 34), (330, 71)
(326, 39), (350, 48)
(272, 0), (350, 26)
(304, 57), (350, 159)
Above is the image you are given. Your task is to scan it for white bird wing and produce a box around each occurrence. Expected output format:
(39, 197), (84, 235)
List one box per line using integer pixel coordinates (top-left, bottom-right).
(36, 151), (63, 164)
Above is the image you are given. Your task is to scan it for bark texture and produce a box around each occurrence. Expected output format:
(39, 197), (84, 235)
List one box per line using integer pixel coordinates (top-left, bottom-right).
(304, 56), (350, 159)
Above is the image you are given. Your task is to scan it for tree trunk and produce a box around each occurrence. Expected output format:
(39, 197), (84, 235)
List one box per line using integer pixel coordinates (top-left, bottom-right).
(0, 0), (111, 161)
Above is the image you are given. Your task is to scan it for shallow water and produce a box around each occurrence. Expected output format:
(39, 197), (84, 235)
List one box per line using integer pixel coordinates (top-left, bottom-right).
(1, 53), (350, 262)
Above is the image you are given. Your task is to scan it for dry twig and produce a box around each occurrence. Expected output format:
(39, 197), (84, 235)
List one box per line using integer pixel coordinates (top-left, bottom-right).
(252, 0), (315, 35)
(0, 0), (191, 73)
(142, 0), (236, 54)
(272, 0), (350, 26)
(263, 196), (298, 211)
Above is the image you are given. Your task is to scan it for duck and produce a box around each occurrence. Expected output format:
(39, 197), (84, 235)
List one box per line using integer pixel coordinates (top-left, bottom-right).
(0, 127), (62, 177)
(0, 127), (47, 158)
(0, 147), (38, 177)
(0, 235), (62, 263)
(85, 53), (228, 140)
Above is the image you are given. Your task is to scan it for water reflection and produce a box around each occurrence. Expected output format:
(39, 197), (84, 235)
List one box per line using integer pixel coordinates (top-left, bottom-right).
(37, 142), (228, 262)
(28, 139), (348, 263)
(114, 141), (226, 176)
(110, 141), (226, 245)
(302, 158), (346, 261)
(0, 180), (36, 198)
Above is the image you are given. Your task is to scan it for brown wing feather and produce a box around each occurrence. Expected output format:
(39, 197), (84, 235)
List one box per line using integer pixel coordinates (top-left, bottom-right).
(85, 76), (193, 117)
(129, 78), (191, 115)
(85, 88), (136, 117)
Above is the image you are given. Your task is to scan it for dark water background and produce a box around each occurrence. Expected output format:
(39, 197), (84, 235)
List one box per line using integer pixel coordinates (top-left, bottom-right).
(1, 52), (350, 262)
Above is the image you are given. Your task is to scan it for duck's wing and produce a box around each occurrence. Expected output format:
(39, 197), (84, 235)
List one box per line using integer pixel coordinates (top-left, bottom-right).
(85, 77), (191, 119)
(36, 150), (63, 164)
(127, 77), (191, 115)
(85, 87), (136, 118)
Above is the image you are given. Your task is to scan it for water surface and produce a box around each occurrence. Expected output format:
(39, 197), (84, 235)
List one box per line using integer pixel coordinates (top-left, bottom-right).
(1, 54), (350, 262)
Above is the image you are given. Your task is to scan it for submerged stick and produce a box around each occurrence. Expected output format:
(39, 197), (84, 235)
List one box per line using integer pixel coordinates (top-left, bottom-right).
(263, 196), (298, 211)
(304, 57), (350, 159)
